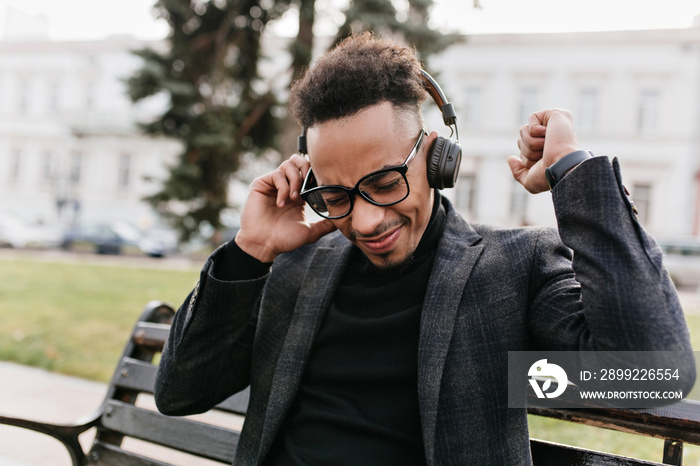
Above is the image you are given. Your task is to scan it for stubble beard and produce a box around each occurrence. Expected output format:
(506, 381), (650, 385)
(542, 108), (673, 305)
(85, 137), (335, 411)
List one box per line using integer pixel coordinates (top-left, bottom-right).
(350, 216), (416, 272)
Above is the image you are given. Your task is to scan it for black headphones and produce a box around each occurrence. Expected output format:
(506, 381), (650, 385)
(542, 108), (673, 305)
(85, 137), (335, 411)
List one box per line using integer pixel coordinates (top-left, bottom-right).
(297, 69), (462, 190)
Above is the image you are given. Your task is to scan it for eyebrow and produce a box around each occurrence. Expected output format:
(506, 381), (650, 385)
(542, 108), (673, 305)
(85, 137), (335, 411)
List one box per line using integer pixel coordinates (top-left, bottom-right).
(317, 162), (403, 188)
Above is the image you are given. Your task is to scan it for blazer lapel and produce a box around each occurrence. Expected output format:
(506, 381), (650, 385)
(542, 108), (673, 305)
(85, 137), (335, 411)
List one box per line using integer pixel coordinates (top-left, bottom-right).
(259, 241), (353, 456)
(418, 209), (483, 464)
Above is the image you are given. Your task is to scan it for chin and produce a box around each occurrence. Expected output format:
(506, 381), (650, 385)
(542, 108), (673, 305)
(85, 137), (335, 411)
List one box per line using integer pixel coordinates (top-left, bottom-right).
(368, 249), (416, 272)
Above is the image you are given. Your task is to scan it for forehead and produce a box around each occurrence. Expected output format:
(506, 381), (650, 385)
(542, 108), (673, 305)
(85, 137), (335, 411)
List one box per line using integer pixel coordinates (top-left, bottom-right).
(306, 102), (407, 185)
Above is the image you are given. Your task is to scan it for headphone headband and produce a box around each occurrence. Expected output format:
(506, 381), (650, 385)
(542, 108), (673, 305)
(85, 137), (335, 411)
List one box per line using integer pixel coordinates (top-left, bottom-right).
(420, 70), (457, 128)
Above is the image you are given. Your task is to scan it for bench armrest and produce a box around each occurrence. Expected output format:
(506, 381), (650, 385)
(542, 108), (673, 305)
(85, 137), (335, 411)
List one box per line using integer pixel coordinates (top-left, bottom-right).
(0, 410), (100, 466)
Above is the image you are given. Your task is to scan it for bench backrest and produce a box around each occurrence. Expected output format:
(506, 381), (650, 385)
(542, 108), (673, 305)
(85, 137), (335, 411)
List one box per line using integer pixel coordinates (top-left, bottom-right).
(87, 301), (249, 465)
(86, 301), (699, 466)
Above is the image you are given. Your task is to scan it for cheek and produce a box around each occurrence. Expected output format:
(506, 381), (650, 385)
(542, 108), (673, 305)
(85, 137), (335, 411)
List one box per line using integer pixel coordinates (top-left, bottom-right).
(332, 218), (353, 237)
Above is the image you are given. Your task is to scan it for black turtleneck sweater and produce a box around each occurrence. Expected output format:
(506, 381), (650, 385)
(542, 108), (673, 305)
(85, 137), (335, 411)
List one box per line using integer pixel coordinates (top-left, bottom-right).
(265, 196), (446, 466)
(215, 195), (447, 465)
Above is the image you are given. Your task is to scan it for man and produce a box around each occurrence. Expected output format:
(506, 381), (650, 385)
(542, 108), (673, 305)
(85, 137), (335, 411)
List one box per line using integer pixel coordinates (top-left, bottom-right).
(155, 33), (692, 465)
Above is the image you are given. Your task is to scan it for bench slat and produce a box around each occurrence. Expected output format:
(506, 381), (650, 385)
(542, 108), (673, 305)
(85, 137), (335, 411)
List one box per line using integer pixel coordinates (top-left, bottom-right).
(529, 399), (700, 446)
(114, 358), (249, 416)
(217, 387), (250, 415)
(132, 323), (171, 351)
(100, 401), (238, 463)
(115, 358), (158, 394)
(91, 441), (173, 466)
(530, 439), (664, 465)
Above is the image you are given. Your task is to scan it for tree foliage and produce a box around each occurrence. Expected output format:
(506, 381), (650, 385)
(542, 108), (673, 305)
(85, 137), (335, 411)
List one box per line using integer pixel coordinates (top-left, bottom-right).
(333, 0), (460, 59)
(127, 0), (292, 240)
(128, 0), (462, 241)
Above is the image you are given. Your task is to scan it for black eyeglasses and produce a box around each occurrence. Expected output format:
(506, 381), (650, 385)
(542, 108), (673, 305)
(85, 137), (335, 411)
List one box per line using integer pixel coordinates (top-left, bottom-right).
(300, 130), (426, 219)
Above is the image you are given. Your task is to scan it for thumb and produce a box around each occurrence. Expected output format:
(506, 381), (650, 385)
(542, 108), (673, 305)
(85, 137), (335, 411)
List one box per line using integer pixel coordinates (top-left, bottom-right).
(507, 155), (528, 185)
(308, 219), (337, 243)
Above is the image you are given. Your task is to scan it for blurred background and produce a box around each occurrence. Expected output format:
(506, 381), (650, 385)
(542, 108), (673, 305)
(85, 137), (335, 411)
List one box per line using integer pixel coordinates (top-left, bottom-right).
(1, 0), (700, 268)
(3, 0), (700, 463)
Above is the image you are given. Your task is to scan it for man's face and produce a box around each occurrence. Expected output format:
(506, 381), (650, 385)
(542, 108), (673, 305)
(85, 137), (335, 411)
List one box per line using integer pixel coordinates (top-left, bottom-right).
(306, 101), (435, 269)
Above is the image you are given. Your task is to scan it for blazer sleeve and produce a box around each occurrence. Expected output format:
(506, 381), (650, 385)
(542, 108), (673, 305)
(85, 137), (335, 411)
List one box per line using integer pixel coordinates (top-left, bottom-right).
(154, 245), (268, 416)
(528, 156), (692, 354)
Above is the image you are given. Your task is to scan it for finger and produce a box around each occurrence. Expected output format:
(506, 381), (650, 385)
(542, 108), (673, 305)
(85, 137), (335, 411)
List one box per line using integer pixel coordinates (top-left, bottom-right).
(270, 169), (292, 207)
(527, 112), (548, 138)
(308, 219), (338, 242)
(279, 164), (303, 201)
(529, 124), (547, 138)
(282, 155), (311, 199)
(272, 155), (309, 206)
(516, 138), (540, 168)
(288, 154), (310, 179)
(519, 125), (546, 153)
(527, 110), (546, 128)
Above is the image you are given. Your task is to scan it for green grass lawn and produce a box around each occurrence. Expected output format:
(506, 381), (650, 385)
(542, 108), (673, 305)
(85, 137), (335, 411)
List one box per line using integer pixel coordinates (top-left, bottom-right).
(0, 256), (198, 381)
(1, 253), (700, 463)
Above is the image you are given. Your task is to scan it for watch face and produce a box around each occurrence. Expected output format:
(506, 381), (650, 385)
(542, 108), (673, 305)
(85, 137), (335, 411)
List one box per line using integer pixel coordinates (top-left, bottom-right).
(547, 150), (593, 190)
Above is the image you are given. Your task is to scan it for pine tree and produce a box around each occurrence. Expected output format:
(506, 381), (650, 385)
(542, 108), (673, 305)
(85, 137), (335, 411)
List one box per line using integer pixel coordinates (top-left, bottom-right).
(127, 0), (292, 240)
(333, 0), (462, 61)
(128, 0), (468, 241)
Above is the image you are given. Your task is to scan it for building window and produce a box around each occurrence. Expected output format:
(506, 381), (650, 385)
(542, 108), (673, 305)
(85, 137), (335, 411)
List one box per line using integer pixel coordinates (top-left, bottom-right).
(510, 178), (528, 225)
(70, 152), (83, 184)
(42, 151), (53, 182)
(455, 173), (477, 215)
(577, 89), (598, 133)
(463, 88), (482, 128)
(632, 183), (652, 224)
(48, 80), (60, 113)
(118, 154), (132, 188)
(637, 90), (659, 132)
(518, 88), (539, 124)
(18, 80), (30, 114)
(10, 149), (21, 183)
(84, 81), (95, 110)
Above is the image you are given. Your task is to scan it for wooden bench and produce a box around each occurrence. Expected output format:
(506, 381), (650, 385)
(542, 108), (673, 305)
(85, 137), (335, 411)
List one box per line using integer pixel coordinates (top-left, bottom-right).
(0, 300), (698, 465)
(528, 385), (700, 465)
(0, 301), (249, 465)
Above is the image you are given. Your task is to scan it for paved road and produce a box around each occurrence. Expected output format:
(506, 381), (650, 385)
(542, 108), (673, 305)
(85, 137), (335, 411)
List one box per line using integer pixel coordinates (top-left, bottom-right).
(0, 361), (105, 466)
(0, 361), (241, 466)
(0, 248), (205, 271)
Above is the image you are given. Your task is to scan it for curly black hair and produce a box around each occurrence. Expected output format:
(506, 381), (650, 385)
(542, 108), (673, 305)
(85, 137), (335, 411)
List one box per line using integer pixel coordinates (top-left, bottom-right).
(289, 32), (427, 129)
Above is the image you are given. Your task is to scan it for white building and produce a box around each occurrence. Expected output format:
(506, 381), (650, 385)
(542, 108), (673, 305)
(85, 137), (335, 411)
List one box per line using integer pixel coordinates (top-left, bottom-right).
(2, 24), (700, 239)
(432, 25), (700, 237)
(0, 37), (181, 230)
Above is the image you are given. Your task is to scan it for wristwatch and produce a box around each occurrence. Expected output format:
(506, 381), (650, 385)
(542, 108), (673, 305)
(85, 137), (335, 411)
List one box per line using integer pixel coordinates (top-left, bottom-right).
(544, 150), (593, 190)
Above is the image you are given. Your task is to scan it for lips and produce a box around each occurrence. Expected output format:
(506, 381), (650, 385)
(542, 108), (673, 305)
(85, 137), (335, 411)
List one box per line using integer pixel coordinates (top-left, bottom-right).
(358, 226), (402, 255)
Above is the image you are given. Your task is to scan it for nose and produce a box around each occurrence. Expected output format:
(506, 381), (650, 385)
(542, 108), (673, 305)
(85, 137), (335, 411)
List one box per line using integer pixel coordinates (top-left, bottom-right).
(349, 196), (386, 237)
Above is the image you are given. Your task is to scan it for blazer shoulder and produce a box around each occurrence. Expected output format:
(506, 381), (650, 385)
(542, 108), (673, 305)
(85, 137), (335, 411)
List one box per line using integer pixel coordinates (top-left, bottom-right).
(471, 223), (559, 247)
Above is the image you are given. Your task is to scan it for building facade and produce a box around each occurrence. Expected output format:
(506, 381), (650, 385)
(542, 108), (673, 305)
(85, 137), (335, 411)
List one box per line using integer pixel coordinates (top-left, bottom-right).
(1, 25), (700, 239)
(0, 38), (181, 230)
(432, 26), (700, 237)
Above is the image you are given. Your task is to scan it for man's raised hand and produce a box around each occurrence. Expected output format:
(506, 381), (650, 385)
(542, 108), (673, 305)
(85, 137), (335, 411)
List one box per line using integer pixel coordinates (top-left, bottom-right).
(235, 154), (336, 263)
(508, 108), (580, 194)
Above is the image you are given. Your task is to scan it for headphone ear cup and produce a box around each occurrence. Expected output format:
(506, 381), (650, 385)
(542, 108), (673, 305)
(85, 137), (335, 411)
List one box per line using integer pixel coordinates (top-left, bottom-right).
(427, 137), (462, 190)
(427, 137), (446, 189)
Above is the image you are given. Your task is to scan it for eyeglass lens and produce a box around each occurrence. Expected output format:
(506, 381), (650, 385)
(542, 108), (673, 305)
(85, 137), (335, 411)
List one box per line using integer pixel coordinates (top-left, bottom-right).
(305, 169), (409, 218)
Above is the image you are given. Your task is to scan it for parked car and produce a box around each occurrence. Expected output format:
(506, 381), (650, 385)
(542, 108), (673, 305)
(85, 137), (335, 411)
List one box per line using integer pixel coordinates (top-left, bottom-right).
(0, 212), (61, 249)
(61, 222), (178, 257)
(657, 237), (700, 289)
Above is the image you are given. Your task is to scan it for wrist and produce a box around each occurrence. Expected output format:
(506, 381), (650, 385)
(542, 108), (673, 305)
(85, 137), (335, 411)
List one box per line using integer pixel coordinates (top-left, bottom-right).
(545, 150), (593, 190)
(234, 231), (278, 263)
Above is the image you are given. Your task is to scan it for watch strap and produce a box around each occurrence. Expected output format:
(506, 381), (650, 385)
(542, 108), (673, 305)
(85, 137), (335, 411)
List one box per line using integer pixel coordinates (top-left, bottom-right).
(545, 150), (593, 190)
